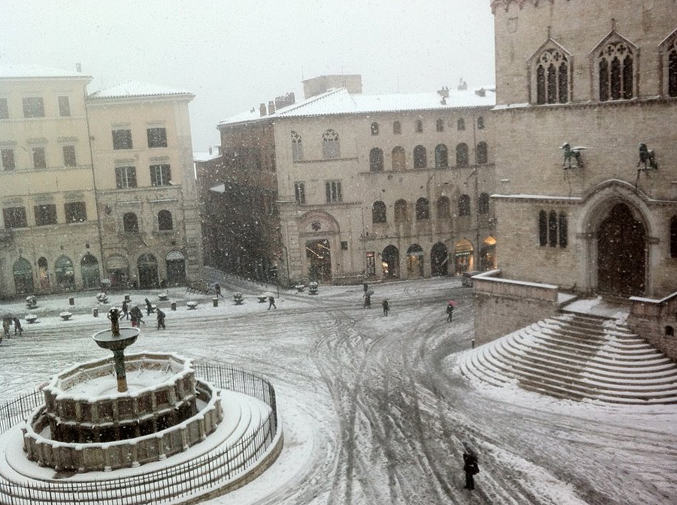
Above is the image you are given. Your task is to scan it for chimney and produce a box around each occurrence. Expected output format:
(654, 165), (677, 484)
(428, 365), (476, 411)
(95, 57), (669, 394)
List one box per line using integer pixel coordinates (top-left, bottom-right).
(209, 147), (213, 155)
(437, 86), (449, 99)
(76, 63), (82, 73)
(475, 87), (486, 97)
(287, 92), (296, 105)
(260, 103), (267, 117)
(268, 100), (276, 115)
(458, 78), (467, 91)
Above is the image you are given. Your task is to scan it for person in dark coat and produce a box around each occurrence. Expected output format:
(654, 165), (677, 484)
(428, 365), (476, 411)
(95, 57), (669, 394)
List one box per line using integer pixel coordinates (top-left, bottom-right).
(215, 283), (224, 299)
(463, 444), (479, 491)
(130, 306), (144, 327)
(13, 317), (22, 336)
(364, 294), (371, 308)
(156, 308), (166, 330)
(382, 299), (389, 316)
(121, 300), (129, 320)
(446, 303), (454, 322)
(268, 296), (277, 309)
(145, 298), (153, 316)
(2, 317), (11, 337)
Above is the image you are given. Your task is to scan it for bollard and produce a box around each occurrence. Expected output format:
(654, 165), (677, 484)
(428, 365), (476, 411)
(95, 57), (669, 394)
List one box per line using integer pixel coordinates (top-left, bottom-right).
(471, 339), (475, 349)
(68, 297), (75, 306)
(212, 297), (218, 307)
(92, 308), (99, 318)
(171, 302), (177, 311)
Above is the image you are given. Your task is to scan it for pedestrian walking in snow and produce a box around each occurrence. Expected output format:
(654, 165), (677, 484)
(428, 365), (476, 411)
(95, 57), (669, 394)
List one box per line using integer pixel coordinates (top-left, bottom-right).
(2, 317), (11, 338)
(463, 443), (479, 491)
(145, 298), (153, 316)
(121, 300), (129, 320)
(364, 294), (371, 308)
(13, 317), (22, 336)
(156, 308), (166, 330)
(268, 296), (277, 309)
(130, 306), (144, 327)
(446, 303), (454, 322)
(215, 283), (224, 299)
(382, 299), (389, 316)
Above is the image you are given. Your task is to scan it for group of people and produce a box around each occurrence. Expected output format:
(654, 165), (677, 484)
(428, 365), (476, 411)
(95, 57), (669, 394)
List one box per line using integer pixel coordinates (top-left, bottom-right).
(362, 283), (390, 315)
(1, 316), (22, 339)
(119, 299), (166, 329)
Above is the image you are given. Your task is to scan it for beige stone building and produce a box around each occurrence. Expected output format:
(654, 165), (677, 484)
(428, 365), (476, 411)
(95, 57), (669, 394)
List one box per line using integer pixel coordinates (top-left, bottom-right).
(475, 0), (677, 350)
(207, 76), (497, 285)
(0, 65), (202, 297)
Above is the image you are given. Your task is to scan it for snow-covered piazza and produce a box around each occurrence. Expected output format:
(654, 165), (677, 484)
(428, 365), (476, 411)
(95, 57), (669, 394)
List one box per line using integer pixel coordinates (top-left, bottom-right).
(1, 273), (676, 505)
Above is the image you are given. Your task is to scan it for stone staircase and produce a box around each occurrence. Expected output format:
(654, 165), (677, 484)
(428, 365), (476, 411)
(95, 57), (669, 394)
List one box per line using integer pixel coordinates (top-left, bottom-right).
(461, 312), (677, 404)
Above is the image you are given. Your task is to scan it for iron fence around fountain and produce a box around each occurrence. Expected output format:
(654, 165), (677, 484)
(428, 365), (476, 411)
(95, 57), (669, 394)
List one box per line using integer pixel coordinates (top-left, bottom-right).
(0, 363), (280, 505)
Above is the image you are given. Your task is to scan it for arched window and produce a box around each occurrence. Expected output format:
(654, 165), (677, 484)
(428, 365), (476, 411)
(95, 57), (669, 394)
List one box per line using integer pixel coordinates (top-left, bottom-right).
(123, 212), (139, 233)
(670, 216), (677, 258)
(392, 146), (406, 171)
(371, 122), (379, 136)
(415, 119), (423, 133)
(372, 201), (386, 224)
(437, 196), (450, 219)
(291, 131), (303, 161)
(158, 210), (173, 231)
(369, 148), (384, 172)
(476, 142), (488, 165)
(413, 145), (427, 168)
(479, 193), (490, 214)
(436, 119), (444, 132)
(668, 37), (677, 97)
(536, 48), (569, 104)
(416, 198), (430, 220)
(434, 144), (448, 168)
(394, 199), (408, 223)
(55, 255), (75, 290)
(393, 121), (402, 134)
(457, 118), (465, 131)
(539, 210), (548, 246)
(13, 257), (34, 294)
(459, 195), (471, 216)
(549, 210), (558, 247)
(559, 212), (568, 248)
(322, 129), (340, 159)
(599, 41), (634, 101)
(477, 116), (485, 129)
(456, 143), (469, 167)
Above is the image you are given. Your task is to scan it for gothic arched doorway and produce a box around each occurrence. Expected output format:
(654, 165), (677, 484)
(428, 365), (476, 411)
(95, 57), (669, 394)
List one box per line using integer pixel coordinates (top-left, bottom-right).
(597, 203), (646, 296)
(431, 242), (448, 276)
(382, 245), (400, 278)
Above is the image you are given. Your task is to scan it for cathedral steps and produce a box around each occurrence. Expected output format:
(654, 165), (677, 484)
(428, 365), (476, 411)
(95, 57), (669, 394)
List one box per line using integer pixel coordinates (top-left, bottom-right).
(460, 314), (677, 404)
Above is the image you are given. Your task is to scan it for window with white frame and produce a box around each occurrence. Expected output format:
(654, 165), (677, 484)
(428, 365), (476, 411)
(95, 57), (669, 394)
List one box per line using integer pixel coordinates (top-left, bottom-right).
(115, 166), (137, 189)
(150, 164), (171, 186)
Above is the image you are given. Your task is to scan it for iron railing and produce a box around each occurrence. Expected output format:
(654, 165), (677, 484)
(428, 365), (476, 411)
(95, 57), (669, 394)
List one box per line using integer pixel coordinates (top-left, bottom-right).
(0, 363), (279, 505)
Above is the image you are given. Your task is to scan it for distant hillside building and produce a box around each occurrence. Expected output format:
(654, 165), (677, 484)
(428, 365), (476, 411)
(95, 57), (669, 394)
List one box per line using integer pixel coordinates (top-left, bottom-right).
(200, 75), (497, 285)
(0, 64), (202, 296)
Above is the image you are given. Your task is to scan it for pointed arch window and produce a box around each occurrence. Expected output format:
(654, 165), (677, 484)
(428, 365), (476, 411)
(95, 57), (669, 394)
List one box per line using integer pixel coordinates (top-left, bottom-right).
(477, 116), (485, 129)
(434, 144), (448, 168)
(456, 143), (469, 167)
(539, 210), (548, 246)
(158, 210), (173, 231)
(372, 201), (386, 224)
(559, 212), (568, 248)
(413, 145), (427, 168)
(661, 32), (677, 97)
(322, 129), (340, 159)
(476, 142), (488, 165)
(369, 148), (384, 172)
(548, 211), (558, 247)
(416, 198), (430, 220)
(437, 196), (450, 219)
(392, 146), (406, 171)
(291, 131), (303, 161)
(535, 48), (569, 104)
(598, 41), (635, 101)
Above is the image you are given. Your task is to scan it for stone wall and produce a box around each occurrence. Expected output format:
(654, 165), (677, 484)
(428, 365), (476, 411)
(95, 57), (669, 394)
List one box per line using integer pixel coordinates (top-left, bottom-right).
(627, 293), (677, 361)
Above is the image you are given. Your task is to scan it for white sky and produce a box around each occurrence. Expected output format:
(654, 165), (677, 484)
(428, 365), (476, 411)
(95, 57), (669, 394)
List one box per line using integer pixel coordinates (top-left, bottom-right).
(0, 0), (496, 151)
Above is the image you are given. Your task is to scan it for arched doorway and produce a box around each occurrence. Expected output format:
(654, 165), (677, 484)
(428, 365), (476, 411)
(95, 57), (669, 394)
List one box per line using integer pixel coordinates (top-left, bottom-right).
(37, 257), (50, 290)
(431, 242), (448, 276)
(306, 239), (331, 282)
(598, 203), (646, 295)
(407, 244), (424, 278)
(480, 236), (497, 271)
(55, 256), (75, 291)
(107, 255), (129, 288)
(382, 245), (400, 278)
(454, 239), (474, 275)
(166, 250), (186, 286)
(81, 254), (100, 289)
(13, 258), (34, 295)
(137, 253), (158, 289)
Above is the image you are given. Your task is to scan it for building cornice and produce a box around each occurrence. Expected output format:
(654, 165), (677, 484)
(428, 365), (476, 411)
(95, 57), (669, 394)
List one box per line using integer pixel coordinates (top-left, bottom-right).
(491, 0), (555, 15)
(493, 96), (677, 114)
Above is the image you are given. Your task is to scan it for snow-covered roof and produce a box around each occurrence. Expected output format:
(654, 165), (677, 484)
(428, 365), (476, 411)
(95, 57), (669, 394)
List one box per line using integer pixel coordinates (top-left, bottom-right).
(0, 63), (90, 79)
(194, 150), (222, 162)
(220, 86), (496, 126)
(89, 80), (193, 100)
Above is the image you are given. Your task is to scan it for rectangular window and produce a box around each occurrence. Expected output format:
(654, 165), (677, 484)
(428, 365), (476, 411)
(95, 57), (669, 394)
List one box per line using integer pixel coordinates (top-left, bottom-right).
(294, 182), (305, 204)
(62, 145), (77, 167)
(58, 96), (71, 117)
(325, 181), (342, 203)
(65, 201), (87, 223)
(0, 98), (8, 119)
(32, 147), (46, 169)
(2, 207), (27, 228)
(150, 164), (171, 186)
(147, 127), (167, 148)
(1, 149), (15, 171)
(112, 129), (133, 150)
(23, 97), (44, 118)
(115, 166), (137, 189)
(34, 204), (57, 226)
